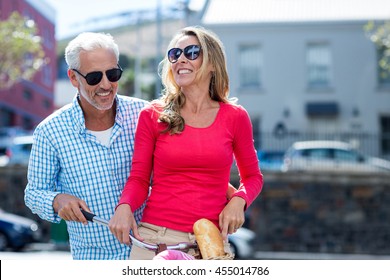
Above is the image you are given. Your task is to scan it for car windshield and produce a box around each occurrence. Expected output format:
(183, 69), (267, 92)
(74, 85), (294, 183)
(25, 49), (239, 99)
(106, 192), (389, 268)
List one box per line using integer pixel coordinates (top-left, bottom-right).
(334, 149), (361, 162)
(302, 148), (331, 159)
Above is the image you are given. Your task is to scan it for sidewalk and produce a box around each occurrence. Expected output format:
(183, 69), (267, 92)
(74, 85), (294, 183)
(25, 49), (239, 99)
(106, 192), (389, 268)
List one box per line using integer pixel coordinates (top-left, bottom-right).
(254, 251), (390, 260)
(2, 243), (389, 260)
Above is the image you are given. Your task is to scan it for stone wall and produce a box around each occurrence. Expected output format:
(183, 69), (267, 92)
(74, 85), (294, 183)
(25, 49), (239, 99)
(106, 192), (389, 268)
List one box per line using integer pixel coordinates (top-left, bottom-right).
(0, 167), (29, 216)
(0, 167), (53, 241)
(238, 171), (390, 255)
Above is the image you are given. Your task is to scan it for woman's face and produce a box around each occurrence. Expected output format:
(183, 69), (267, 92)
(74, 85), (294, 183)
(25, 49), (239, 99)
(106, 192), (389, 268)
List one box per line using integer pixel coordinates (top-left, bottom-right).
(170, 35), (203, 88)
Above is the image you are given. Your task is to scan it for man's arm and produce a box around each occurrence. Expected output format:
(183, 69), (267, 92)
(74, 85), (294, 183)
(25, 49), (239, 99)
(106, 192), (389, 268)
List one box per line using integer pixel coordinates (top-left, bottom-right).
(24, 128), (62, 223)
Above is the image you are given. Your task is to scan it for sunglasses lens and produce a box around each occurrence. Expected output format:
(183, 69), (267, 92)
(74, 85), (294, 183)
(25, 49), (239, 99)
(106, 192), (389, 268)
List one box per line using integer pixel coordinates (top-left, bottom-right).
(167, 45), (201, 63)
(85, 72), (103, 86)
(106, 68), (122, 82)
(168, 48), (183, 63)
(184, 45), (201, 60)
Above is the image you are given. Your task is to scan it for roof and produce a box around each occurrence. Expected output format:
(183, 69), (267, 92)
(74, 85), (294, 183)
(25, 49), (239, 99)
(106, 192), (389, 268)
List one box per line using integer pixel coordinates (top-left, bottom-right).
(291, 140), (353, 150)
(202, 0), (390, 25)
(13, 135), (34, 145)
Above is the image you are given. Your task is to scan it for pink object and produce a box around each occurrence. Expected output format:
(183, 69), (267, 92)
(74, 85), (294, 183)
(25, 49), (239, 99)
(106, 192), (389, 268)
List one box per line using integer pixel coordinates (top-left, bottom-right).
(153, 250), (195, 260)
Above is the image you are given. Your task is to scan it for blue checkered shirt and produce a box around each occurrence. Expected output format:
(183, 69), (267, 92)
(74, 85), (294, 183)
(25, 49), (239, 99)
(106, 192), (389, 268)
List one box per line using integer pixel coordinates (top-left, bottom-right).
(25, 94), (149, 259)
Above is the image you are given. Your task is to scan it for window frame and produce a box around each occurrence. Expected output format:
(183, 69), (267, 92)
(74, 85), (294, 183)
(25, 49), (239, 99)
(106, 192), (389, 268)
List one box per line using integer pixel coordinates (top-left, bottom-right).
(238, 44), (263, 89)
(306, 42), (333, 88)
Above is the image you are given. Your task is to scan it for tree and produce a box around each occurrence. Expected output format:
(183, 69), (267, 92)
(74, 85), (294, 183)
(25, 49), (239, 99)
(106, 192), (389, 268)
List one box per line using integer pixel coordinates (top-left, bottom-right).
(119, 68), (136, 97)
(364, 21), (390, 79)
(118, 54), (135, 96)
(0, 11), (46, 89)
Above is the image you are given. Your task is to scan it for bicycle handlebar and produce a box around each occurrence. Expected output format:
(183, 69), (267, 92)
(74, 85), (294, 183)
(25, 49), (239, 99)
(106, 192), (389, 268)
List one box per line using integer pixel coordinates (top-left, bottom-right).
(80, 209), (198, 252)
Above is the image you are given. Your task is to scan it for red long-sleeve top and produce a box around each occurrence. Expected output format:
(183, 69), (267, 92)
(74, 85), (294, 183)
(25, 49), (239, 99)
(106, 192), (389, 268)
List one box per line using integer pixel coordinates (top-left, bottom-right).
(119, 102), (263, 232)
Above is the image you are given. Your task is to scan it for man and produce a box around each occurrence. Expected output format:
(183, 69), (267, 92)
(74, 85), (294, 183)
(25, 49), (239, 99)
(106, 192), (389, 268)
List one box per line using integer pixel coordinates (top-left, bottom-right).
(24, 32), (148, 259)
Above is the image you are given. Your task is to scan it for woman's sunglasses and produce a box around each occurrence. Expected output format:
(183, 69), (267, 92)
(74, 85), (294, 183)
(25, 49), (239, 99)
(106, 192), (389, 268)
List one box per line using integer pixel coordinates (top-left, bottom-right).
(167, 45), (201, 64)
(72, 64), (123, 86)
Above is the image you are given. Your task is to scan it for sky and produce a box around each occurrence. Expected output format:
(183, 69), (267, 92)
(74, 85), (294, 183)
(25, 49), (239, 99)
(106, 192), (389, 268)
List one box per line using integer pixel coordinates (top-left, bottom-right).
(44, 0), (206, 40)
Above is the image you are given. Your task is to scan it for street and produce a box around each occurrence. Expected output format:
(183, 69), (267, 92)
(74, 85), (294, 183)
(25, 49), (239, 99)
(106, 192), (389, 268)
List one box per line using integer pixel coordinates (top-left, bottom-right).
(1, 243), (389, 260)
(0, 243), (71, 260)
(0, 250), (72, 259)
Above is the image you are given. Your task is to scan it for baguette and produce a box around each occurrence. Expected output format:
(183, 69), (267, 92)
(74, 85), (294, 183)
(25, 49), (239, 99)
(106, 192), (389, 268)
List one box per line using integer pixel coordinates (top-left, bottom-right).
(193, 218), (225, 259)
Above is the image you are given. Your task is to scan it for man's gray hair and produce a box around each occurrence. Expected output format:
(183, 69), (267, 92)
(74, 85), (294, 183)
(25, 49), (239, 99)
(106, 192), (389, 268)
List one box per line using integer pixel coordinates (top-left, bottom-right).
(65, 32), (120, 70)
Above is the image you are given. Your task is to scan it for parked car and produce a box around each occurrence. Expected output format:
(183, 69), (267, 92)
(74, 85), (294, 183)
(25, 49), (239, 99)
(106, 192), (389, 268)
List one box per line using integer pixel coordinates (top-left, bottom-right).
(0, 209), (42, 251)
(0, 135), (33, 167)
(258, 151), (284, 171)
(228, 227), (256, 259)
(0, 146), (9, 167)
(0, 127), (30, 142)
(281, 140), (390, 173)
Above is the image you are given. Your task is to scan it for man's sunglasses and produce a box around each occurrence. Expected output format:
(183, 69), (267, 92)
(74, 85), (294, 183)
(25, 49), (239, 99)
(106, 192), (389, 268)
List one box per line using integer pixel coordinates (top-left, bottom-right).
(72, 64), (123, 86)
(167, 45), (201, 64)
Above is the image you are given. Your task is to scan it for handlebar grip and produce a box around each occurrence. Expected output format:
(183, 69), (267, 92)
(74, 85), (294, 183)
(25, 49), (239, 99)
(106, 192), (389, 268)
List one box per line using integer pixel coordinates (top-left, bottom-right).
(80, 209), (96, 222)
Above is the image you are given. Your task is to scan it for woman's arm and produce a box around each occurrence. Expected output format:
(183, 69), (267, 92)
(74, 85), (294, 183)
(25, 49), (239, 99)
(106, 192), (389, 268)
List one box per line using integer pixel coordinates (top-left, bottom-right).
(231, 106), (263, 207)
(219, 106), (263, 240)
(117, 106), (157, 210)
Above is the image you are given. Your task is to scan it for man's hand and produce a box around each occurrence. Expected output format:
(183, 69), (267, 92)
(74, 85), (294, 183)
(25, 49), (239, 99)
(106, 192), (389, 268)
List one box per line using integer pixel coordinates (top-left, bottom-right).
(53, 193), (91, 225)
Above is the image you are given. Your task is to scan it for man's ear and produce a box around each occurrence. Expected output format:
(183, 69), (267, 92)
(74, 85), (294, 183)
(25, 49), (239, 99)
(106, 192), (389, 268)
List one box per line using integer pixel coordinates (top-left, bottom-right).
(68, 69), (79, 87)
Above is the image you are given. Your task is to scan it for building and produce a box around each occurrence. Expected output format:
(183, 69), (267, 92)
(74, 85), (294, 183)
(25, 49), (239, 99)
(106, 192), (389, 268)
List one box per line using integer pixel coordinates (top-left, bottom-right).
(0, 0), (56, 130)
(201, 0), (390, 158)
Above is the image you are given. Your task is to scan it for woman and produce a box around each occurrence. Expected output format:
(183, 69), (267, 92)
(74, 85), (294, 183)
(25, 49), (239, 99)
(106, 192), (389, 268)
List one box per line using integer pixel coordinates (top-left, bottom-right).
(109, 26), (263, 259)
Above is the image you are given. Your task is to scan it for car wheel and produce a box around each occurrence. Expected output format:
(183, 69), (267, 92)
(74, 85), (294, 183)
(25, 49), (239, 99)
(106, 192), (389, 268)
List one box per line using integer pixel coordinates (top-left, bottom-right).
(13, 244), (26, 252)
(0, 232), (9, 251)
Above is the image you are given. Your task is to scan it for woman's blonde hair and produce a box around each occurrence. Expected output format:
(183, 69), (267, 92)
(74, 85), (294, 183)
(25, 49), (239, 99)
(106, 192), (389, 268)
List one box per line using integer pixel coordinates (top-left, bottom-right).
(157, 26), (234, 134)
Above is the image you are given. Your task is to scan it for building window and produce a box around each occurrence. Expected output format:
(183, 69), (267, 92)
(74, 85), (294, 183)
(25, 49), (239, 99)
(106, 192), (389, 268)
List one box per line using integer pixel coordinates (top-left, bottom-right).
(22, 116), (33, 130)
(307, 43), (332, 87)
(42, 64), (52, 86)
(0, 107), (15, 127)
(43, 27), (54, 49)
(23, 10), (33, 21)
(380, 116), (390, 155)
(239, 44), (262, 88)
(23, 89), (32, 101)
(42, 99), (51, 109)
(377, 46), (390, 86)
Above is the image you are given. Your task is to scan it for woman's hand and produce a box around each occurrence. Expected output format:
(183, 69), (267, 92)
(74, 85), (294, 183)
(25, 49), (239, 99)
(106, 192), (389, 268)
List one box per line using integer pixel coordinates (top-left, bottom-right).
(109, 204), (143, 245)
(219, 196), (246, 241)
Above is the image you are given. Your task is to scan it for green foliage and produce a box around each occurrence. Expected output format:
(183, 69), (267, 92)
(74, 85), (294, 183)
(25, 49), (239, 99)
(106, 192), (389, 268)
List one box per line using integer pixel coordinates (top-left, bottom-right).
(141, 82), (156, 101)
(0, 11), (46, 89)
(365, 21), (390, 78)
(118, 56), (156, 100)
(119, 54), (135, 70)
(118, 69), (135, 96)
(365, 21), (390, 47)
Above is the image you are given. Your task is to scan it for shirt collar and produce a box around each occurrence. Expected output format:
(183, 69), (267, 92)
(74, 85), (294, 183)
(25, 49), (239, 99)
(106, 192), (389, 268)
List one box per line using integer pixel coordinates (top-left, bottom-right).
(70, 94), (123, 134)
(114, 95), (124, 127)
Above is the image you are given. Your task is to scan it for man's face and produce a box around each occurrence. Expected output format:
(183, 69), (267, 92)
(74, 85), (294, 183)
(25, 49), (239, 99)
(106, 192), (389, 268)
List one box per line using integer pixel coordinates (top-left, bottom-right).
(69, 48), (120, 111)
